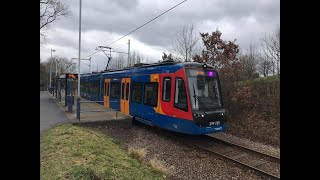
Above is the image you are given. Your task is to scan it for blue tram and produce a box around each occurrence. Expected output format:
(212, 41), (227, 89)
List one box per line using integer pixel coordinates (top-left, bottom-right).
(80, 61), (227, 135)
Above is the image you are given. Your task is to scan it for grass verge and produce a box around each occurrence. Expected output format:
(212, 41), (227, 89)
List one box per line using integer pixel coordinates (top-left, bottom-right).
(40, 124), (164, 180)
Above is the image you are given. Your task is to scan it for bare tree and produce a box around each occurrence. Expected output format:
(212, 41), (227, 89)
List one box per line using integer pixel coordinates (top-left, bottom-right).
(40, 57), (76, 88)
(136, 52), (141, 64)
(45, 57), (77, 77)
(107, 57), (118, 70)
(130, 51), (136, 66)
(240, 42), (259, 79)
(107, 51), (147, 69)
(257, 53), (272, 77)
(129, 50), (145, 66)
(170, 24), (200, 62)
(40, 0), (71, 44)
(117, 54), (125, 69)
(40, 59), (49, 86)
(261, 25), (280, 75)
(143, 56), (154, 64)
(57, 57), (77, 74)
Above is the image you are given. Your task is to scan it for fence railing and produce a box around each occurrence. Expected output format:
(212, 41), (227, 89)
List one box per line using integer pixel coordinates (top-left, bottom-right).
(76, 98), (118, 121)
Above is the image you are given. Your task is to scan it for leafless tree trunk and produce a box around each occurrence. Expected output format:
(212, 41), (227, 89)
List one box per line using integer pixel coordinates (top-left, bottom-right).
(257, 53), (272, 77)
(261, 25), (280, 76)
(40, 0), (71, 44)
(40, 60), (49, 85)
(170, 24), (200, 62)
(240, 42), (259, 79)
(136, 52), (141, 64)
(131, 51), (136, 66)
(117, 54), (125, 69)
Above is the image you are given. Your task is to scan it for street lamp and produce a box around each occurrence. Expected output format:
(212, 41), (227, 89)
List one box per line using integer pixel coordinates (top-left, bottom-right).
(78, 0), (82, 98)
(55, 53), (58, 77)
(49, 49), (55, 89)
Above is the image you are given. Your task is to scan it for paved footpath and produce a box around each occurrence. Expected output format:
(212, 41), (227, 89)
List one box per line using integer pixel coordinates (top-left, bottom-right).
(40, 91), (69, 133)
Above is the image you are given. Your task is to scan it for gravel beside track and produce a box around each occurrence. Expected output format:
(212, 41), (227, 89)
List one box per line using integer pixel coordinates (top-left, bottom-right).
(77, 120), (270, 180)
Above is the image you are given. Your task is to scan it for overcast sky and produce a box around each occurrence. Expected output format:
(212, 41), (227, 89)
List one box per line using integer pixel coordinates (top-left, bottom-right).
(40, 0), (280, 73)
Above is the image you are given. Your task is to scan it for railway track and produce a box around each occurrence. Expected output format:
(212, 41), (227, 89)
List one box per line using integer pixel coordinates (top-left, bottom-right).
(168, 133), (280, 179)
(207, 135), (280, 162)
(132, 122), (280, 179)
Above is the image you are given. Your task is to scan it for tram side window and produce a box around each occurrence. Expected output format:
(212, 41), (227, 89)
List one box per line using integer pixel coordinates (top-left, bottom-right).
(144, 83), (158, 107)
(91, 82), (94, 93)
(125, 83), (129, 100)
(95, 81), (98, 94)
(97, 81), (99, 94)
(92, 82), (95, 93)
(110, 82), (121, 98)
(97, 82), (99, 94)
(131, 83), (142, 103)
(86, 82), (88, 93)
(93, 82), (95, 94)
(105, 82), (109, 96)
(121, 83), (125, 99)
(174, 78), (188, 111)
(162, 77), (171, 102)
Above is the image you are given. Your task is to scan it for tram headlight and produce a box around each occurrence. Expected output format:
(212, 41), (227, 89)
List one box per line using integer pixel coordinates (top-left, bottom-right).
(193, 113), (205, 118)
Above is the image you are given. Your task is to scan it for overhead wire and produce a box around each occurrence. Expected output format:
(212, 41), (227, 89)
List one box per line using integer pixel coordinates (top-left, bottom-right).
(82, 0), (188, 59)
(105, 0), (187, 47)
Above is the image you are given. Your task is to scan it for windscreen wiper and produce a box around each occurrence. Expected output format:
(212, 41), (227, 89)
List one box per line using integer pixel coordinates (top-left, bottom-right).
(193, 84), (210, 112)
(193, 84), (197, 105)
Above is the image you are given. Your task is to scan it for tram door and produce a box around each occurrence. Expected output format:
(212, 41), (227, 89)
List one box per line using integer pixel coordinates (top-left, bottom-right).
(104, 78), (110, 108)
(120, 78), (131, 115)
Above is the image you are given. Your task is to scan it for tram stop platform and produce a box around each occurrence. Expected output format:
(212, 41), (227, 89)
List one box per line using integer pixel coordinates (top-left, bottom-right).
(48, 91), (132, 124)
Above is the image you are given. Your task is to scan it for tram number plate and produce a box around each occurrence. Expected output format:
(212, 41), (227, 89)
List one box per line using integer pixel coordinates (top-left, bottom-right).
(209, 121), (220, 126)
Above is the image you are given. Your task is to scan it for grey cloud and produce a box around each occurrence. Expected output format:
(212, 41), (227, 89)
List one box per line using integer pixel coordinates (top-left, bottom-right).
(113, 0), (138, 10)
(45, 0), (279, 59)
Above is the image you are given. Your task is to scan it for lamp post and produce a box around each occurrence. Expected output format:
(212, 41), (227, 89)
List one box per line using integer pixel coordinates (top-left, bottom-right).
(55, 54), (58, 77)
(49, 49), (55, 91)
(78, 0), (82, 98)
